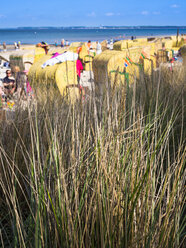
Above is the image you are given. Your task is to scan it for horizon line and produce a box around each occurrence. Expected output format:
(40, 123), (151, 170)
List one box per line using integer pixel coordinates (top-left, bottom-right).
(0, 25), (186, 29)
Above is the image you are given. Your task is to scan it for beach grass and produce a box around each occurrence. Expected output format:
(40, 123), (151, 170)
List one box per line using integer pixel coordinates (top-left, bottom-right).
(0, 67), (185, 247)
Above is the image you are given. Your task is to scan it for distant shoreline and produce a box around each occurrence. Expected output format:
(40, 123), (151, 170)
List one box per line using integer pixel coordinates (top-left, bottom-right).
(1, 26), (186, 30)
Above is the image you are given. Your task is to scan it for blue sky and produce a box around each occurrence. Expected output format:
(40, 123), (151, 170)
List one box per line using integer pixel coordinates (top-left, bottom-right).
(0, 0), (185, 28)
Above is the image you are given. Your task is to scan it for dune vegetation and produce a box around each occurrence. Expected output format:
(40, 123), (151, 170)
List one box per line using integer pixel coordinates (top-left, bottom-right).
(0, 67), (185, 247)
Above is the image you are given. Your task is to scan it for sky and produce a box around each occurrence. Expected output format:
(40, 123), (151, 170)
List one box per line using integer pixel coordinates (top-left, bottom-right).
(0, 0), (185, 28)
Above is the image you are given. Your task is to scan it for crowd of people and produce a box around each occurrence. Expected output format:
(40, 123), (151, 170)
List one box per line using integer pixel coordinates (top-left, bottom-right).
(53, 38), (113, 52)
(0, 41), (21, 52)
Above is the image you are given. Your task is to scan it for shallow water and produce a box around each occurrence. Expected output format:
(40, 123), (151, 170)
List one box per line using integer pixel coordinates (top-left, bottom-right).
(0, 27), (186, 45)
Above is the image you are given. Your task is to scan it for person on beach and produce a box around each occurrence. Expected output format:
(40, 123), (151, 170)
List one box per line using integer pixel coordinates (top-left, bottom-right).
(17, 41), (21, 49)
(3, 70), (16, 98)
(109, 39), (113, 50)
(76, 57), (83, 84)
(41, 42), (50, 54)
(15, 69), (27, 98)
(96, 41), (102, 55)
(24, 70), (34, 98)
(3, 42), (7, 51)
(14, 42), (18, 49)
(37, 41), (50, 54)
(87, 40), (92, 50)
(61, 39), (65, 47)
(65, 40), (69, 46)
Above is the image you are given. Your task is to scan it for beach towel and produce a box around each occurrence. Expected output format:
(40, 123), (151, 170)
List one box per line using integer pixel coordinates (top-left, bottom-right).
(41, 52), (78, 68)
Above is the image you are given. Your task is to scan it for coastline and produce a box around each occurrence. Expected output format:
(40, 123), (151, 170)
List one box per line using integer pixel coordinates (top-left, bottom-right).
(0, 26), (186, 45)
(0, 34), (183, 50)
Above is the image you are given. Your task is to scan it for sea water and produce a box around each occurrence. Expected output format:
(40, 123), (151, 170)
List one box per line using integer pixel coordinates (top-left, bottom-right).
(0, 27), (186, 45)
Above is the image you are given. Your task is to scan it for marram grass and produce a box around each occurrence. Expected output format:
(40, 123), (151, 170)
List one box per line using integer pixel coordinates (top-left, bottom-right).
(0, 67), (185, 248)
